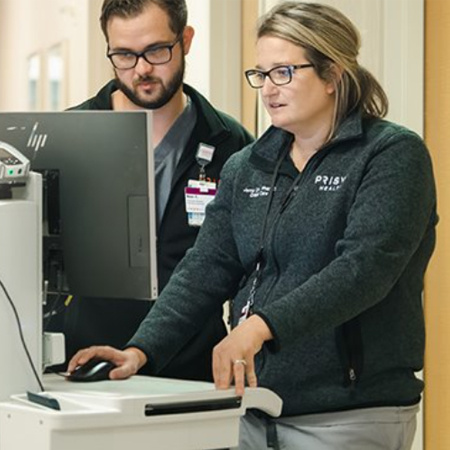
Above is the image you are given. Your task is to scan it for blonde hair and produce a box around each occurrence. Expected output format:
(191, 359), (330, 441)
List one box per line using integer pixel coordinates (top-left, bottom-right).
(257, 1), (388, 135)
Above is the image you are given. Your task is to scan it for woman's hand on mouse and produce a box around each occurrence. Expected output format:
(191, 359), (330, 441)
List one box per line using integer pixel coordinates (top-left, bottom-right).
(67, 346), (148, 380)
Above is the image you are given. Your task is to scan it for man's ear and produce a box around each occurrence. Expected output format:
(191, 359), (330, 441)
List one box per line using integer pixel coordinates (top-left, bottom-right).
(182, 26), (195, 55)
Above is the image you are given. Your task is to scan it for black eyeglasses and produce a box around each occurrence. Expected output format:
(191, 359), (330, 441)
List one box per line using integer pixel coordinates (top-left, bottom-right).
(107, 37), (181, 70)
(245, 64), (314, 89)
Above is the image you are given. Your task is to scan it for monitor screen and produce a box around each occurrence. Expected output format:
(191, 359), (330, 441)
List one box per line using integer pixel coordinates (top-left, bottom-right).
(0, 111), (158, 301)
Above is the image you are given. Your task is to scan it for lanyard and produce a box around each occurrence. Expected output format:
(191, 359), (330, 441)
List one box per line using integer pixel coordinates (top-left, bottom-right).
(239, 138), (329, 323)
(240, 145), (299, 321)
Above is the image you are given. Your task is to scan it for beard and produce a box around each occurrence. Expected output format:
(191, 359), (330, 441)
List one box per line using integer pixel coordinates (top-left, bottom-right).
(115, 58), (185, 110)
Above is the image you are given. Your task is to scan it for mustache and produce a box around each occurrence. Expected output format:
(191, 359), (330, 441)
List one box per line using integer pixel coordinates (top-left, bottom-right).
(133, 76), (160, 88)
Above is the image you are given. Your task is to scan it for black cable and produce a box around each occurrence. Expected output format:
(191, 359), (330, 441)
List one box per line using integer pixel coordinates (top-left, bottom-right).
(45, 368), (67, 378)
(0, 278), (45, 392)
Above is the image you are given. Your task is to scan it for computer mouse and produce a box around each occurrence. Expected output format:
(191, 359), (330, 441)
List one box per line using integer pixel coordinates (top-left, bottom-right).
(66, 358), (117, 382)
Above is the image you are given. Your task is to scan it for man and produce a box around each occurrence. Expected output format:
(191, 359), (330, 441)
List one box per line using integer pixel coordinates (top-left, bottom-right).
(63, 0), (253, 381)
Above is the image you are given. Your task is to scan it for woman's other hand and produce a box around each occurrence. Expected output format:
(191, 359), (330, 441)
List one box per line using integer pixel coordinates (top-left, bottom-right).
(212, 315), (273, 396)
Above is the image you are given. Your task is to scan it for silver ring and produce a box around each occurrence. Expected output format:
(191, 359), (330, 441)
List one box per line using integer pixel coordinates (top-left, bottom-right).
(234, 359), (247, 366)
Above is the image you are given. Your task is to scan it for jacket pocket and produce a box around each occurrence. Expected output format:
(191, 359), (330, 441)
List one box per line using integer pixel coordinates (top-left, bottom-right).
(335, 316), (364, 388)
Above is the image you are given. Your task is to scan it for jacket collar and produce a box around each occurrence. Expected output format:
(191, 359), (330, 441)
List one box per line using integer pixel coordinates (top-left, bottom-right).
(90, 80), (116, 109)
(250, 111), (365, 172)
(183, 84), (232, 145)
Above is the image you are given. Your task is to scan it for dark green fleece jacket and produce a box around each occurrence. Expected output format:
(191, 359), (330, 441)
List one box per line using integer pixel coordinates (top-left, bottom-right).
(128, 112), (437, 416)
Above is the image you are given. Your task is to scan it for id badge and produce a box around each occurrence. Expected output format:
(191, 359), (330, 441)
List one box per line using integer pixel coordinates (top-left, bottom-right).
(185, 179), (217, 227)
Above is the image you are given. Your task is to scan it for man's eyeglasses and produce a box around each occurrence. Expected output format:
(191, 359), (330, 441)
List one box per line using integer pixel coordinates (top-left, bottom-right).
(107, 37), (181, 70)
(245, 64), (314, 89)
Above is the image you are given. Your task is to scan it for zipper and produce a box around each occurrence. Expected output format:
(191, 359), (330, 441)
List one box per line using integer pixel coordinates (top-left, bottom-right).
(337, 318), (363, 389)
(257, 157), (317, 308)
(279, 185), (299, 214)
(245, 143), (331, 317)
(349, 367), (357, 383)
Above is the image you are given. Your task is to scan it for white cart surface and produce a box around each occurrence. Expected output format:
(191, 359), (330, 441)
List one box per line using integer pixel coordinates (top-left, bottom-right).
(0, 374), (282, 450)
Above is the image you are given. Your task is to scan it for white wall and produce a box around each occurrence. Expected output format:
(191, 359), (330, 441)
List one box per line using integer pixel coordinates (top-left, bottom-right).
(185, 0), (211, 98)
(186, 0), (242, 120)
(0, 0), (110, 111)
(0, 0), (36, 110)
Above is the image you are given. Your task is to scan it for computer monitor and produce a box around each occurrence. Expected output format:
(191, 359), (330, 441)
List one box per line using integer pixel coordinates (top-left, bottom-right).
(0, 111), (158, 301)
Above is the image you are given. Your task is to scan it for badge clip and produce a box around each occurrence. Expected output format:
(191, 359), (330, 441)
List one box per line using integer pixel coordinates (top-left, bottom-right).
(196, 143), (215, 181)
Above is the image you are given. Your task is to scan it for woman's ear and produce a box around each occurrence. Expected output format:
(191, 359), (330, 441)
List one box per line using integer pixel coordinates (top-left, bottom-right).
(326, 64), (343, 94)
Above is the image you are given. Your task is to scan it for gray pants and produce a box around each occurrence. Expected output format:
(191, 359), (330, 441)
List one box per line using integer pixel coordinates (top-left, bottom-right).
(236, 404), (419, 450)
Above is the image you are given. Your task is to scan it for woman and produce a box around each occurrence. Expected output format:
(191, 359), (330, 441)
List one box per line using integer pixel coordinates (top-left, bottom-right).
(70, 2), (437, 448)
